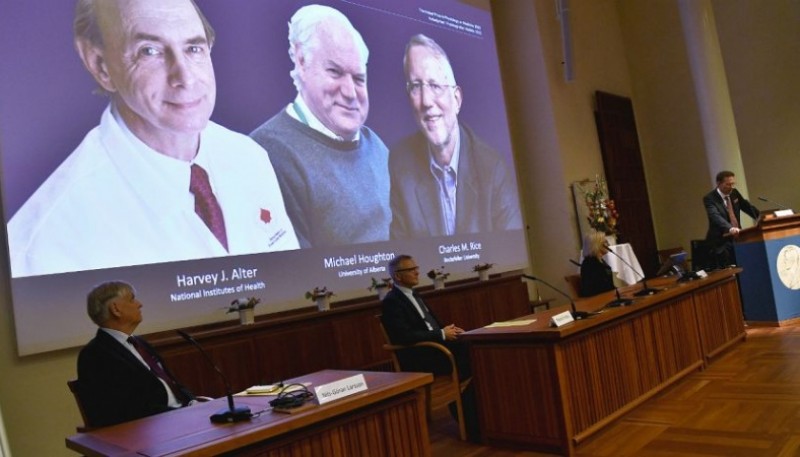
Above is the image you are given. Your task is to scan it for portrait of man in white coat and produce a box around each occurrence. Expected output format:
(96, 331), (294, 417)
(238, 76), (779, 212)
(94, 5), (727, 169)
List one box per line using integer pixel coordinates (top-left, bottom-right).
(7, 0), (299, 277)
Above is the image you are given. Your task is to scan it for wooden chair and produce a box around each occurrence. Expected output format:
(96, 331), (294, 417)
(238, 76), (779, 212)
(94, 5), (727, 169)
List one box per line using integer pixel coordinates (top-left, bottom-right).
(376, 316), (471, 441)
(67, 379), (93, 432)
(564, 274), (582, 298)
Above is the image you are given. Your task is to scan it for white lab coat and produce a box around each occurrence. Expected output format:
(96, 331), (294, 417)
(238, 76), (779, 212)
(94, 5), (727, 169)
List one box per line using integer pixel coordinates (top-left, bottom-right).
(8, 106), (299, 277)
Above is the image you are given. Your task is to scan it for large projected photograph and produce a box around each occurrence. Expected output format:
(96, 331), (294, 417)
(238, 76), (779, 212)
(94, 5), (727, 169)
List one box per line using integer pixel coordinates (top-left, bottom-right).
(0, 0), (526, 355)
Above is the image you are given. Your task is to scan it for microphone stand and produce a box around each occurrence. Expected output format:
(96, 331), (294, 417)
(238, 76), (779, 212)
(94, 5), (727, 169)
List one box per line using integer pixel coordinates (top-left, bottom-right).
(758, 196), (789, 210)
(606, 287), (633, 308)
(522, 274), (593, 320)
(571, 258), (630, 307)
(176, 330), (252, 423)
(604, 244), (660, 297)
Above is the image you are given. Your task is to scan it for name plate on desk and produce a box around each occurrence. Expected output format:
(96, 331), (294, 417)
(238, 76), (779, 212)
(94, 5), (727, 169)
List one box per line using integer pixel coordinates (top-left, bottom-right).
(550, 310), (575, 327)
(315, 374), (368, 405)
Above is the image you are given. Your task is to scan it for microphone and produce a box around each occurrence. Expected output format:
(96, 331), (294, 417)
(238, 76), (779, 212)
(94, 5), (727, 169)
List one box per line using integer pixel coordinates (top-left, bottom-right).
(758, 196), (789, 210)
(176, 330), (252, 423)
(606, 286), (634, 308)
(522, 274), (593, 320)
(603, 243), (659, 297)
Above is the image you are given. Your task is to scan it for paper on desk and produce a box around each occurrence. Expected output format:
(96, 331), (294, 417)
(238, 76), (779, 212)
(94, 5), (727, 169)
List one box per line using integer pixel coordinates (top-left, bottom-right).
(484, 319), (536, 328)
(235, 382), (312, 396)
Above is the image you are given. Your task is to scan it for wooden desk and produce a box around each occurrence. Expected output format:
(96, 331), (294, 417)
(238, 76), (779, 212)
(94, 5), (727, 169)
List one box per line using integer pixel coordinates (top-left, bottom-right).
(461, 269), (745, 456)
(66, 370), (432, 457)
(147, 274), (529, 398)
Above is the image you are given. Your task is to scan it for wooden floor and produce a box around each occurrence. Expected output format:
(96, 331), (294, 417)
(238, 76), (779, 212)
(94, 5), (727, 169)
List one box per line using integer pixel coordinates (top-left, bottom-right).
(430, 325), (800, 457)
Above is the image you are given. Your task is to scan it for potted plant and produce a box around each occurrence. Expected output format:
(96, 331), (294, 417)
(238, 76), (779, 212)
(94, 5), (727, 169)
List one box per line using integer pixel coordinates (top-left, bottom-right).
(473, 263), (494, 281)
(305, 286), (335, 311)
(226, 297), (260, 325)
(368, 277), (393, 300)
(427, 267), (450, 290)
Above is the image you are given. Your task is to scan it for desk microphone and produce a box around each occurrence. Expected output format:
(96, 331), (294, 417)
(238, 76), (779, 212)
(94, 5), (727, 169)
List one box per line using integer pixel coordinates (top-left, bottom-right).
(606, 287), (634, 308)
(604, 243), (660, 297)
(522, 274), (593, 320)
(176, 330), (252, 423)
(758, 196), (789, 210)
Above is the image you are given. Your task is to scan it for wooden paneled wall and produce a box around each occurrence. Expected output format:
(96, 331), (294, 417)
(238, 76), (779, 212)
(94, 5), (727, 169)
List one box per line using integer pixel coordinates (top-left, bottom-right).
(147, 274), (530, 397)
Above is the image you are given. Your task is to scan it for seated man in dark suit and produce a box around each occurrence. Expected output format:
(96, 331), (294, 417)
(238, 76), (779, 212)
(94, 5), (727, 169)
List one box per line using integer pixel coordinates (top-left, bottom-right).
(77, 281), (196, 427)
(381, 254), (478, 439)
(381, 255), (469, 377)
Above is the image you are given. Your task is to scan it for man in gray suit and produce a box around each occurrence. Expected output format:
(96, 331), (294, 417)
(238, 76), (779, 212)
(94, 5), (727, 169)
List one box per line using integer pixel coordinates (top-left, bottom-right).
(390, 34), (522, 239)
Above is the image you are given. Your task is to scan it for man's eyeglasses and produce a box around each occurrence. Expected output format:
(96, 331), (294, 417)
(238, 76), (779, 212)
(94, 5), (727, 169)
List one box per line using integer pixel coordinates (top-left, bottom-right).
(406, 81), (456, 98)
(395, 266), (420, 273)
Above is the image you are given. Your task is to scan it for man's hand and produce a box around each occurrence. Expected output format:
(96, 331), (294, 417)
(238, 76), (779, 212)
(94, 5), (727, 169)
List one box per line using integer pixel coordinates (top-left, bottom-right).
(443, 324), (464, 341)
(729, 227), (741, 236)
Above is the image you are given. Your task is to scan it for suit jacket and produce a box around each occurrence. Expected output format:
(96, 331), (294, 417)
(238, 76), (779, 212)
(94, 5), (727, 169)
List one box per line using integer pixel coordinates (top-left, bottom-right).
(703, 188), (759, 248)
(381, 287), (449, 374)
(77, 329), (193, 427)
(389, 123), (522, 238)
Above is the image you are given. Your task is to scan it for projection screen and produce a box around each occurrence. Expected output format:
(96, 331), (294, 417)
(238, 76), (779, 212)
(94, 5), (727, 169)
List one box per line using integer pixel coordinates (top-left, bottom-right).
(0, 0), (528, 355)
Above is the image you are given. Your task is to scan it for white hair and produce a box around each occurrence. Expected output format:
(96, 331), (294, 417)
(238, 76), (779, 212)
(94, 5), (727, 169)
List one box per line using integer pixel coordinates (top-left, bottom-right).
(287, 4), (369, 91)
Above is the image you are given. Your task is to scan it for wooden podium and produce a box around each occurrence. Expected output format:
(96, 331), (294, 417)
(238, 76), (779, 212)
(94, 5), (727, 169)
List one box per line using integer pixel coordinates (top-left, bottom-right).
(734, 213), (800, 324)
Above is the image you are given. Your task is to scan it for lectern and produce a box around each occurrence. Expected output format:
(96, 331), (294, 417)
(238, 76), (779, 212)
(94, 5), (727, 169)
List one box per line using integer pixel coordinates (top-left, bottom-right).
(734, 213), (800, 324)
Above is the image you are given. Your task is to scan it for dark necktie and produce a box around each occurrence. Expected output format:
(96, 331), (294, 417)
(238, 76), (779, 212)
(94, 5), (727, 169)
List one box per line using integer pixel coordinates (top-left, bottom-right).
(190, 163), (228, 251)
(725, 195), (739, 228)
(413, 293), (440, 331)
(128, 336), (189, 404)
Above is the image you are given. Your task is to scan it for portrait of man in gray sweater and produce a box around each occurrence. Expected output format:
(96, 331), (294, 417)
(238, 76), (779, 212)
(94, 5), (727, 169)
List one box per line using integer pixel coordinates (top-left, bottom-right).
(250, 4), (390, 248)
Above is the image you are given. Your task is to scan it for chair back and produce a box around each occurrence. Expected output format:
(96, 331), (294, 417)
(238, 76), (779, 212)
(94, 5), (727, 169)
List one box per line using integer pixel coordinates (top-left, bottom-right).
(564, 274), (582, 298)
(67, 379), (93, 432)
(376, 316), (403, 372)
(374, 315), (470, 440)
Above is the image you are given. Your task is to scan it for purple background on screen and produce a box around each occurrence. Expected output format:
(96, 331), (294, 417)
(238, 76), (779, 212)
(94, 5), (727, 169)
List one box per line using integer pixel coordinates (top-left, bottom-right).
(0, 0), (526, 355)
(0, 0), (513, 219)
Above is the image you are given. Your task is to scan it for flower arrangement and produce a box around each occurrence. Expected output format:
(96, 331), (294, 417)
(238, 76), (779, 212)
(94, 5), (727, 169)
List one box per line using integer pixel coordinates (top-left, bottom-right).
(226, 297), (260, 313)
(368, 277), (393, 292)
(582, 175), (619, 235)
(427, 267), (450, 281)
(473, 263), (494, 272)
(305, 286), (334, 301)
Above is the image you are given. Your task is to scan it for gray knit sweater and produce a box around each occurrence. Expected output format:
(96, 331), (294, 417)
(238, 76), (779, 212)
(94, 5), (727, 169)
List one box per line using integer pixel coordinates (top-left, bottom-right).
(250, 110), (390, 248)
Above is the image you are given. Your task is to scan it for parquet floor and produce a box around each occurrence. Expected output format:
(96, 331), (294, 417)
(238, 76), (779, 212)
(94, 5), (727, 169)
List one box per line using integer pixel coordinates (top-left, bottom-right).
(431, 325), (800, 457)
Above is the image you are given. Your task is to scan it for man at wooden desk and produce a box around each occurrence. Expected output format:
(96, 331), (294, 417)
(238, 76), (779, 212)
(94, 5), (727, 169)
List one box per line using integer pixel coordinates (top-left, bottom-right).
(77, 281), (197, 427)
(381, 254), (478, 438)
